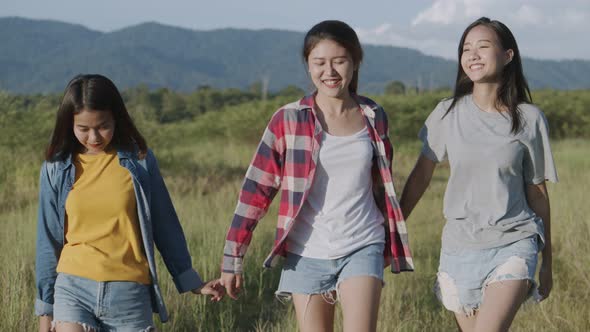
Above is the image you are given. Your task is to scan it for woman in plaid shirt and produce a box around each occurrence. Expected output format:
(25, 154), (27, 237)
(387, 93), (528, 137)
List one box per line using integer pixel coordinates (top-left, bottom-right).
(220, 20), (413, 331)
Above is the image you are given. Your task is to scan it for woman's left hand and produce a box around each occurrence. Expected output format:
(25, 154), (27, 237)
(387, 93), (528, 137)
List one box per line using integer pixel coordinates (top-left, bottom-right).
(191, 279), (225, 302)
(537, 260), (552, 301)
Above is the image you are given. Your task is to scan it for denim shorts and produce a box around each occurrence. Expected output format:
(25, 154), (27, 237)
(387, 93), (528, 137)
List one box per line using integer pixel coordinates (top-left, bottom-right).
(275, 242), (385, 302)
(434, 235), (540, 316)
(53, 273), (155, 332)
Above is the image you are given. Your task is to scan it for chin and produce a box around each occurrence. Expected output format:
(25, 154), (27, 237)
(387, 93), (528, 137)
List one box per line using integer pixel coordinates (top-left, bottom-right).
(319, 88), (346, 99)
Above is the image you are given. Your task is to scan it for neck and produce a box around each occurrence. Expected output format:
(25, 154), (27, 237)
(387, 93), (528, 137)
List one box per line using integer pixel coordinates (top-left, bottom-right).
(472, 83), (501, 112)
(314, 92), (356, 116)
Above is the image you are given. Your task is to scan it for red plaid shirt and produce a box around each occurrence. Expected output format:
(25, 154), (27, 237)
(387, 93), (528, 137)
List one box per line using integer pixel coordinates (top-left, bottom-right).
(222, 93), (414, 274)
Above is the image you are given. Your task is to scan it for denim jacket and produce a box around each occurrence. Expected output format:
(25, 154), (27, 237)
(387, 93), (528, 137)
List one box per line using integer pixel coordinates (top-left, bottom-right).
(35, 148), (203, 322)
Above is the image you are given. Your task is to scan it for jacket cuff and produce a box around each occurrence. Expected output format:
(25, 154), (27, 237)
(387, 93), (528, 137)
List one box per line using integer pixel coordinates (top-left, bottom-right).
(221, 255), (244, 274)
(35, 298), (53, 316)
(173, 268), (204, 293)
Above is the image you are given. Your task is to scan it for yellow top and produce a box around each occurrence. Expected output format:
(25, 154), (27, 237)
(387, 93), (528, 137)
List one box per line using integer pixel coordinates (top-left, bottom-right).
(57, 150), (150, 284)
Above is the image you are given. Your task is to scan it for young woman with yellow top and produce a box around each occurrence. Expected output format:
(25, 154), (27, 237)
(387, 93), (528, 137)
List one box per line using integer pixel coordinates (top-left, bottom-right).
(35, 74), (224, 332)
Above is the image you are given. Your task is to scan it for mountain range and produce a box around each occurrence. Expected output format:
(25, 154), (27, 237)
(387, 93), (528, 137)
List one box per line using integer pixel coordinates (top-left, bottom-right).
(1, 17), (589, 94)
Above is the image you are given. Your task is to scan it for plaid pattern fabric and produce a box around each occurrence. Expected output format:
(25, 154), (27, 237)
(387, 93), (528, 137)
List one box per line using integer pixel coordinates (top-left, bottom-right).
(222, 93), (414, 274)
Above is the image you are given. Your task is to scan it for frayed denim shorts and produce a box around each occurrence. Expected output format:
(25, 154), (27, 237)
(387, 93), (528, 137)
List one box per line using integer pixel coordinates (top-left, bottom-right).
(434, 235), (540, 316)
(53, 273), (155, 332)
(275, 242), (385, 303)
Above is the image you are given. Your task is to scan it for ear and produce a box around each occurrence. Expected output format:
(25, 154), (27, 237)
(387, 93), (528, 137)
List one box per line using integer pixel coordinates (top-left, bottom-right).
(505, 49), (514, 65)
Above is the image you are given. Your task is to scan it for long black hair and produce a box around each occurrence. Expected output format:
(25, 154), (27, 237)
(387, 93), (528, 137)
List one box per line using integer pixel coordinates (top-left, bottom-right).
(45, 74), (147, 161)
(446, 17), (532, 134)
(302, 20), (363, 94)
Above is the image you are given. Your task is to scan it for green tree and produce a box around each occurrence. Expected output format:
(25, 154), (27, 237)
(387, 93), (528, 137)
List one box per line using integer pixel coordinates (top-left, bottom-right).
(384, 81), (406, 95)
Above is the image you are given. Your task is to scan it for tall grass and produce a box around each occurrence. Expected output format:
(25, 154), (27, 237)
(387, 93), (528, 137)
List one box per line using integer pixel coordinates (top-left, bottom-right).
(0, 90), (588, 331)
(1, 137), (587, 331)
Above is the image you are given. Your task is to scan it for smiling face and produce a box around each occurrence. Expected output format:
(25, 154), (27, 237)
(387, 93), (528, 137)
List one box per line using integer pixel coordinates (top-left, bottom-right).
(461, 25), (513, 84)
(307, 39), (356, 99)
(73, 108), (115, 154)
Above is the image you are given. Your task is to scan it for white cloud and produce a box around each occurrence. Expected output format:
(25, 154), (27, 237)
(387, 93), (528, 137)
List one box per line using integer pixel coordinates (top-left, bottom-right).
(512, 5), (545, 25)
(411, 0), (488, 26)
(412, 0), (460, 25)
(355, 24), (459, 59)
(358, 1), (590, 60)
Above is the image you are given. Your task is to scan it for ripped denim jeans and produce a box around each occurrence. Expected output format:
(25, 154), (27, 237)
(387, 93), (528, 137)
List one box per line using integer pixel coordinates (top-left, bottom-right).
(275, 242), (385, 303)
(52, 273), (155, 332)
(434, 235), (541, 316)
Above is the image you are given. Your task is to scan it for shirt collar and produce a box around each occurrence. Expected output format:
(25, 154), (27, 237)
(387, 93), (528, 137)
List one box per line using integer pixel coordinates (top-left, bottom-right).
(56, 146), (137, 170)
(295, 91), (378, 119)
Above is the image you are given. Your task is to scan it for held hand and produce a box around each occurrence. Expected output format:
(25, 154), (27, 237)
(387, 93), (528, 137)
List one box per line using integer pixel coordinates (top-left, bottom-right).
(191, 279), (225, 302)
(220, 272), (243, 300)
(537, 260), (553, 301)
(39, 315), (53, 332)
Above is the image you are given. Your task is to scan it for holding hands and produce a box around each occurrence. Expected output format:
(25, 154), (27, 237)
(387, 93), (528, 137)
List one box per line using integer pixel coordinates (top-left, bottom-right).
(191, 279), (226, 302)
(220, 272), (243, 300)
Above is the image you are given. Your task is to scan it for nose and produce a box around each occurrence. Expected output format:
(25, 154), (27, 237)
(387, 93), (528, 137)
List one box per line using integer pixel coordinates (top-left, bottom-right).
(468, 50), (480, 61)
(89, 129), (101, 143)
(326, 62), (336, 73)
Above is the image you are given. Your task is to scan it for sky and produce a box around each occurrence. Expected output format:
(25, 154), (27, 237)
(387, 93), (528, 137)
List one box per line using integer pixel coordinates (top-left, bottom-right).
(2, 0), (589, 61)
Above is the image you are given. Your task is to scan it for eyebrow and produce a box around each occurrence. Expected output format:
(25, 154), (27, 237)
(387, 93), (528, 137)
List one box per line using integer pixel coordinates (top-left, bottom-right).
(464, 39), (493, 46)
(310, 55), (349, 60)
(75, 121), (109, 128)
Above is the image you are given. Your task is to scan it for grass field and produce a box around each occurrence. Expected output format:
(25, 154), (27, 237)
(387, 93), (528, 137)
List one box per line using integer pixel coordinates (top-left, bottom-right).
(0, 133), (588, 331)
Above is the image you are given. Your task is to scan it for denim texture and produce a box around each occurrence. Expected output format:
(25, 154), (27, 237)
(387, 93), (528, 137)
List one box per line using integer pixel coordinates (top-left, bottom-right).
(35, 148), (203, 322)
(275, 242), (385, 299)
(53, 273), (154, 331)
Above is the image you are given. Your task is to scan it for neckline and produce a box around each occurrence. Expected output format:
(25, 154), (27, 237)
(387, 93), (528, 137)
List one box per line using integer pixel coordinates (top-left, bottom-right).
(467, 94), (508, 119)
(324, 126), (368, 139)
(76, 149), (115, 161)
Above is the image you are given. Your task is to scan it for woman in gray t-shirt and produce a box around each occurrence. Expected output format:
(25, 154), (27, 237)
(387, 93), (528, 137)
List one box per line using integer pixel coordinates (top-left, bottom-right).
(400, 17), (557, 331)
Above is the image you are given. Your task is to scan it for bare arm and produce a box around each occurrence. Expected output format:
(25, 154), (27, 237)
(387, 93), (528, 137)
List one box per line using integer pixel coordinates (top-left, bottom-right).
(399, 154), (437, 220)
(526, 182), (552, 300)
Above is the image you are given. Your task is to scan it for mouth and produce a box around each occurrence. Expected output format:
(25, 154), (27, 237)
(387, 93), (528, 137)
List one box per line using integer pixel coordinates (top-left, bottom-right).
(321, 78), (342, 88)
(469, 63), (484, 71)
(88, 143), (103, 149)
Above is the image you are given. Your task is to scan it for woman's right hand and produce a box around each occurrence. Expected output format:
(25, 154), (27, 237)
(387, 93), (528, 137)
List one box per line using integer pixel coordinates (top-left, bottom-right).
(220, 272), (243, 300)
(39, 315), (53, 332)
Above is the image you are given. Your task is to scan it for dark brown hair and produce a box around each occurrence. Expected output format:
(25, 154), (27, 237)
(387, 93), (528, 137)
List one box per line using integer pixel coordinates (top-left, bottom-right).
(45, 74), (147, 161)
(302, 20), (363, 93)
(447, 17), (532, 134)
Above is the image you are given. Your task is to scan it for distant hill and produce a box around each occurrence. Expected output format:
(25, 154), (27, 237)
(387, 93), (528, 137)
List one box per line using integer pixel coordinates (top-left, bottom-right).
(1, 17), (590, 93)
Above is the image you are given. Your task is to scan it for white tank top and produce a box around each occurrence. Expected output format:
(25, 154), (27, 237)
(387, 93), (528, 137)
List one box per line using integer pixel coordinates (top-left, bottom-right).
(286, 126), (385, 259)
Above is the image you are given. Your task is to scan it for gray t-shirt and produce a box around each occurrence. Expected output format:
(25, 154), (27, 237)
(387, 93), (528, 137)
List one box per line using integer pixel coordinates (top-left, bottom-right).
(419, 94), (558, 250)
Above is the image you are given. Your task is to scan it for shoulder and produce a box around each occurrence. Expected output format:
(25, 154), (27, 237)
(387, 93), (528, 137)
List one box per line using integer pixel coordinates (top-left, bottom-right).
(356, 94), (380, 108)
(518, 103), (549, 133)
(424, 97), (454, 124)
(131, 148), (157, 173)
(437, 97), (455, 110)
(42, 154), (70, 174)
(518, 103), (546, 122)
(355, 94), (386, 118)
(268, 96), (314, 131)
(40, 157), (68, 191)
(144, 148), (157, 167)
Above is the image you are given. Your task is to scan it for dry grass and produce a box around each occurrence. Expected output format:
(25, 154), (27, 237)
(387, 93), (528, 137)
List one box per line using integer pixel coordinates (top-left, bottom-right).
(0, 137), (587, 331)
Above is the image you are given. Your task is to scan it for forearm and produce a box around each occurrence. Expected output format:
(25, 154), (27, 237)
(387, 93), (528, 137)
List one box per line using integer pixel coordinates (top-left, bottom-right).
(527, 183), (551, 265)
(400, 155), (435, 219)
